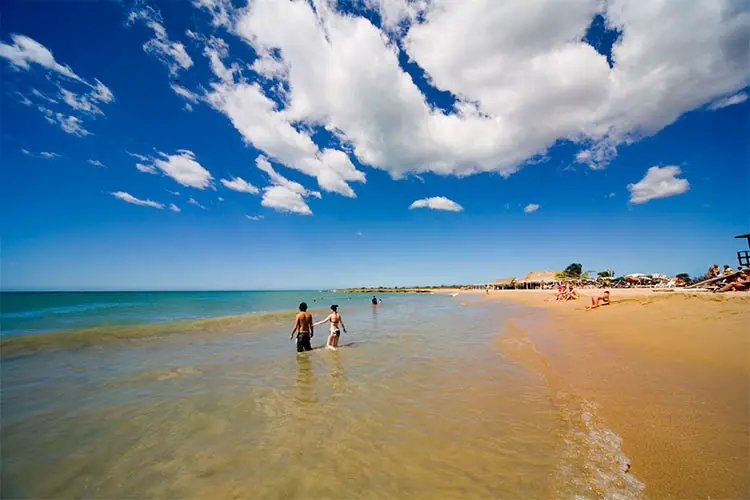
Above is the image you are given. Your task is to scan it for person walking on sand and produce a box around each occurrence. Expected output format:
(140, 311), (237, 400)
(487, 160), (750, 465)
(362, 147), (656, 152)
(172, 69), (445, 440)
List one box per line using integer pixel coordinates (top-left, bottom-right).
(313, 304), (347, 350)
(290, 302), (314, 352)
(585, 290), (610, 310)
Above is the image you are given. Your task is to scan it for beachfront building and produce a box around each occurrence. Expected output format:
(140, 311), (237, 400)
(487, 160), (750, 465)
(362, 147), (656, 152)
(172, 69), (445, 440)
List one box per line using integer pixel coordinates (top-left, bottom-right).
(517, 271), (561, 289)
(491, 278), (516, 290)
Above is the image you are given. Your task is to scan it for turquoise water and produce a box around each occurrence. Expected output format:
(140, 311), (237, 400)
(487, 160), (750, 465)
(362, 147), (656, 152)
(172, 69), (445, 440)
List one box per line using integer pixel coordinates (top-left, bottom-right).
(0, 291), (383, 336)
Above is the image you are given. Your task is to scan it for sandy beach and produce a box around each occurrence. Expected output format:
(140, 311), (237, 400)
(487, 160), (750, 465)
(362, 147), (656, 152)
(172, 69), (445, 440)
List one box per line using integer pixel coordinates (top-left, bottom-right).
(459, 288), (750, 499)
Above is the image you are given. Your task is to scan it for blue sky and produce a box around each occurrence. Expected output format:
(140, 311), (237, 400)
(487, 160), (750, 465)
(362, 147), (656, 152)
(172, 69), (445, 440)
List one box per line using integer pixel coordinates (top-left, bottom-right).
(1, 0), (748, 290)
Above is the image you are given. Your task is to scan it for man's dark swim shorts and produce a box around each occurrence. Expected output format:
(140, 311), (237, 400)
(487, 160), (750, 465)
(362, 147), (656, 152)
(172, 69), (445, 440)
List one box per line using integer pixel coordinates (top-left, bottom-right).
(296, 332), (312, 352)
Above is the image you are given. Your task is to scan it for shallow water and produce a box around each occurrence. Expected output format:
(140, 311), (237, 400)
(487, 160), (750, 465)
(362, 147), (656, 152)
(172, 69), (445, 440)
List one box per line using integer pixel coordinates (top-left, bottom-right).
(1, 293), (640, 499)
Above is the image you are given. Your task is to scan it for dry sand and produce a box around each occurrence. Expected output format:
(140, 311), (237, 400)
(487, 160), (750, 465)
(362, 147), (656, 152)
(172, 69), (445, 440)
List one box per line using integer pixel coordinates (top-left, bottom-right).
(461, 288), (749, 499)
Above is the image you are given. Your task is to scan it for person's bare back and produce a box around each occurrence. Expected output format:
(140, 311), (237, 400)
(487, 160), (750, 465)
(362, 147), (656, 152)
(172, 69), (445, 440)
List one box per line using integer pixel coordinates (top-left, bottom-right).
(291, 302), (314, 352)
(295, 311), (313, 333)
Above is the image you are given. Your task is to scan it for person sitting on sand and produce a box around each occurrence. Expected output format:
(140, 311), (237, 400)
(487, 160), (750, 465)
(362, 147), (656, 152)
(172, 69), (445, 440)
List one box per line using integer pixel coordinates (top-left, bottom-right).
(717, 271), (750, 293)
(290, 302), (314, 352)
(313, 305), (347, 350)
(568, 285), (579, 300)
(585, 290), (611, 310)
(708, 264), (720, 278)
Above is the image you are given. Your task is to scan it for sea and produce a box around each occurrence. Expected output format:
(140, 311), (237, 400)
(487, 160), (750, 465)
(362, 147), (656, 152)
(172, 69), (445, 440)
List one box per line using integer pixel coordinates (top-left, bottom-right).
(0, 291), (644, 499)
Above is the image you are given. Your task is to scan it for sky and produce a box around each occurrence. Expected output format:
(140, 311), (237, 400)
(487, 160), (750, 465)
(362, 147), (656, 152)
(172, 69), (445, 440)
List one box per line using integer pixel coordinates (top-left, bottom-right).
(1, 0), (748, 290)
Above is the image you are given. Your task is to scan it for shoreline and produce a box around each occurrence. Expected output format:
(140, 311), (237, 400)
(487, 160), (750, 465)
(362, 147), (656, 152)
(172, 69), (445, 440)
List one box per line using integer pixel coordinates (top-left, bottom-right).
(467, 288), (750, 499)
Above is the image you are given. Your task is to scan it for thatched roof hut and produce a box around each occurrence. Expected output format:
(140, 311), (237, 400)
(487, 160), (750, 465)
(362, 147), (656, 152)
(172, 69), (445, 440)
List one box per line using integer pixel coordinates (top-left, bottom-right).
(492, 277), (516, 285)
(518, 271), (561, 283)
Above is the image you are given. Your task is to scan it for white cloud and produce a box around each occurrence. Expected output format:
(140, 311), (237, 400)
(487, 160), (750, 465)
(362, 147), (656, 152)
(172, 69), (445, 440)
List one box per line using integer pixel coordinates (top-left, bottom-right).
(255, 155), (316, 215)
(136, 163), (158, 174)
(38, 111), (91, 137)
(171, 83), (200, 103)
(0, 34), (86, 82)
(188, 196), (207, 209)
(246, 214), (264, 221)
(189, 0), (750, 185)
(169, 203), (181, 212)
(184, 103), (194, 112)
(22, 149), (60, 159)
(220, 176), (259, 194)
(356, 231), (363, 236)
(127, 151), (150, 161)
(133, 149), (213, 188)
(708, 92), (748, 110)
(1, 35), (114, 136)
(128, 5), (193, 76)
(167, 189), (180, 195)
(87, 159), (105, 167)
(31, 88), (58, 104)
(523, 203), (540, 213)
(193, 0), (235, 29)
(607, 192), (616, 198)
(15, 92), (33, 106)
(217, 196), (224, 201)
(628, 165), (690, 204)
(260, 185), (312, 215)
(111, 191), (164, 209)
(59, 88), (104, 115)
(409, 196), (464, 212)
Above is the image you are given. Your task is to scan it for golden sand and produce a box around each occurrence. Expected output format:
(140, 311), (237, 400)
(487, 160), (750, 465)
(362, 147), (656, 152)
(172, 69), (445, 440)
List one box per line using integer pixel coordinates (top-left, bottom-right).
(466, 288), (749, 499)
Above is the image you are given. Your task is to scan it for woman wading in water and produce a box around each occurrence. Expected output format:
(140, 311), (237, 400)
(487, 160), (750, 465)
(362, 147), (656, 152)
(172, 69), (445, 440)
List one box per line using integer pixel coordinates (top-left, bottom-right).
(314, 305), (347, 350)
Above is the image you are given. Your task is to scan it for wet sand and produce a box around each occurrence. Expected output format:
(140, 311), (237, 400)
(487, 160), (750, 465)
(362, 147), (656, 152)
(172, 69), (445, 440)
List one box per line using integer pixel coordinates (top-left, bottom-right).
(463, 288), (750, 499)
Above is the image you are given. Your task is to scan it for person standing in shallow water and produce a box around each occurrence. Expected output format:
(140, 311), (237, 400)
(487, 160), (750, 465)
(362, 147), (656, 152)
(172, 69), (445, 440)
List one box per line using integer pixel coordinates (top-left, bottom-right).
(314, 304), (347, 350)
(290, 302), (314, 352)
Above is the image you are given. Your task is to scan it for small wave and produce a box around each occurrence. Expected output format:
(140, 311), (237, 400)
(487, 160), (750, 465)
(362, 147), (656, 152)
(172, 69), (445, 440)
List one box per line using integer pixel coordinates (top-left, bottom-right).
(552, 393), (646, 499)
(0, 307), (327, 358)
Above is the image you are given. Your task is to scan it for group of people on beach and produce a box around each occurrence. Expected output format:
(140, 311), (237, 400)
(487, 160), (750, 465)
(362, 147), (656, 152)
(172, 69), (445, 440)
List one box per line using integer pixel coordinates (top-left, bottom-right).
(545, 283), (579, 302)
(707, 263), (735, 278)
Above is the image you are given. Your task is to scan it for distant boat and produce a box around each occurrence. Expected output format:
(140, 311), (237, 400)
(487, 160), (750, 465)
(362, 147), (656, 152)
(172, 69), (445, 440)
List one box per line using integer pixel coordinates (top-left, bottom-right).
(450, 293), (459, 297)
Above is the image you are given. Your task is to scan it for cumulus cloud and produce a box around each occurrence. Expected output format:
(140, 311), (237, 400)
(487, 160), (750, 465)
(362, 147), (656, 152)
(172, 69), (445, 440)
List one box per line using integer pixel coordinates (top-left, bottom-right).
(111, 191), (164, 209)
(169, 203), (181, 212)
(628, 165), (690, 204)
(708, 92), (748, 110)
(409, 196), (464, 212)
(187, 0), (750, 186)
(132, 149), (213, 188)
(246, 214), (264, 221)
(255, 156), (317, 215)
(87, 159), (105, 167)
(128, 4), (193, 76)
(523, 203), (540, 213)
(220, 176), (259, 194)
(1, 34), (114, 136)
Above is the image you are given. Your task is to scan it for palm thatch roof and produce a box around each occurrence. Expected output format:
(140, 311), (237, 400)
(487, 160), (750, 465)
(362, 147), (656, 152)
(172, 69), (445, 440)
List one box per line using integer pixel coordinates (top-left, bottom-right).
(492, 277), (516, 285)
(518, 271), (561, 283)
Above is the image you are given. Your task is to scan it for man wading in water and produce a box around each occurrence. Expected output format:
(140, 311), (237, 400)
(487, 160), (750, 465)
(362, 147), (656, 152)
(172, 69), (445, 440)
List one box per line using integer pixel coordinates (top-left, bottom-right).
(290, 302), (314, 352)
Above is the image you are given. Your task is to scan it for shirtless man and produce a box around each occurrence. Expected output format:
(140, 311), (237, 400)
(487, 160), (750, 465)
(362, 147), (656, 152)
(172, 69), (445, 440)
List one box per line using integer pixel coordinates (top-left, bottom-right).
(290, 302), (314, 352)
(585, 290), (610, 310)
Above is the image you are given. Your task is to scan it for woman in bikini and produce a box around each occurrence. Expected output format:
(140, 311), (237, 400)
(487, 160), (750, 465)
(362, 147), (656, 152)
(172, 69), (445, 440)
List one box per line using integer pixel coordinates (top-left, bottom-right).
(313, 305), (347, 350)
